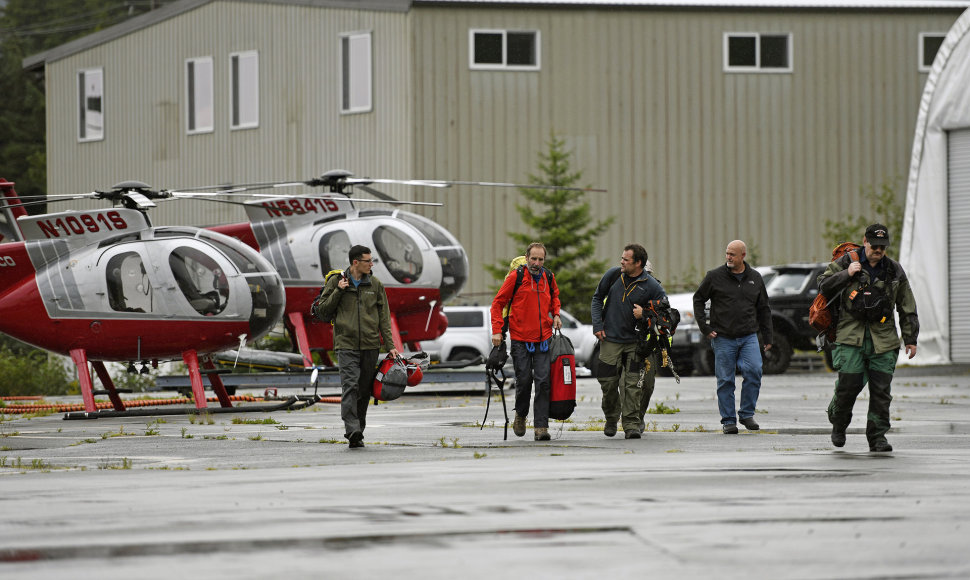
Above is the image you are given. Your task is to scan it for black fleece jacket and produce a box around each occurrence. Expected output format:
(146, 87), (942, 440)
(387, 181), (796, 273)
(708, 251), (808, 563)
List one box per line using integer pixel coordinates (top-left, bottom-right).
(693, 262), (772, 343)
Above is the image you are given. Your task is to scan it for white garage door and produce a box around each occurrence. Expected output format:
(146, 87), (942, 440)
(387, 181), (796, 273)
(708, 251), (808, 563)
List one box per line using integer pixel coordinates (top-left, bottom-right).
(948, 128), (970, 362)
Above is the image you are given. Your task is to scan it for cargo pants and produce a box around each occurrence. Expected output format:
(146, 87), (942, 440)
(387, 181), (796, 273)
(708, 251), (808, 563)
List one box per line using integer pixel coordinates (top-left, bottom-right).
(828, 329), (897, 446)
(597, 340), (643, 432)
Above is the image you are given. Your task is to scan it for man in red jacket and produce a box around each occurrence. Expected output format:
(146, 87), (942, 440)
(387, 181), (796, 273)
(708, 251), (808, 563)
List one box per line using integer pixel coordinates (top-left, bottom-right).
(491, 243), (562, 441)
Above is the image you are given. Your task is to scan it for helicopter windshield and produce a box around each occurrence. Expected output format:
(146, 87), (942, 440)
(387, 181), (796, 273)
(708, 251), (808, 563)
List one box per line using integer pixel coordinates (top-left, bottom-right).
(372, 225), (423, 284)
(169, 246), (228, 316)
(319, 230), (351, 274)
(106, 252), (153, 313)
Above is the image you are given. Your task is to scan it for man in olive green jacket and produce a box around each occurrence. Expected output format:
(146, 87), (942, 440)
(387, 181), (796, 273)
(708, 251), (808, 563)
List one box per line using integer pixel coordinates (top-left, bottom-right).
(314, 245), (398, 448)
(818, 224), (918, 453)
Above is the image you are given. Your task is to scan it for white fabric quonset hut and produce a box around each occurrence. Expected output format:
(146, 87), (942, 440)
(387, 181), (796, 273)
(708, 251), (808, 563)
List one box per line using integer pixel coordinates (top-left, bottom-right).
(901, 7), (970, 365)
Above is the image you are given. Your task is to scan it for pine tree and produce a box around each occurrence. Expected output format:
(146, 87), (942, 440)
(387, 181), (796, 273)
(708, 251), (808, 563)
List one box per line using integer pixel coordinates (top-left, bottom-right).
(487, 133), (614, 323)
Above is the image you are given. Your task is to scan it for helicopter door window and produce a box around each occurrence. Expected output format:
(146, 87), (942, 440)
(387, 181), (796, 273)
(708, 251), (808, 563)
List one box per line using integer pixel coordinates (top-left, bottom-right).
(170, 246), (228, 315)
(319, 230), (351, 274)
(372, 226), (423, 284)
(106, 252), (152, 313)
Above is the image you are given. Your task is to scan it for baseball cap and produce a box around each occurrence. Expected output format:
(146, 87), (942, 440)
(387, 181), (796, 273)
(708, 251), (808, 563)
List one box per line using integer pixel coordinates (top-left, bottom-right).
(865, 224), (890, 246)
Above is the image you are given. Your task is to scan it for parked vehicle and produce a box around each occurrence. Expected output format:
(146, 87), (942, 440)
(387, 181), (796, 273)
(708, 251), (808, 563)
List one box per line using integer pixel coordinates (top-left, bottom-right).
(420, 305), (492, 363)
(421, 305), (596, 368)
(665, 264), (834, 375)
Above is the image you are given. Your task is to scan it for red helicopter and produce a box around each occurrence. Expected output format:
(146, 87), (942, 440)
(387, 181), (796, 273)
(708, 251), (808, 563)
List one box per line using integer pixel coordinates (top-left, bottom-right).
(195, 170), (605, 367)
(200, 170), (465, 367)
(0, 178), (287, 416)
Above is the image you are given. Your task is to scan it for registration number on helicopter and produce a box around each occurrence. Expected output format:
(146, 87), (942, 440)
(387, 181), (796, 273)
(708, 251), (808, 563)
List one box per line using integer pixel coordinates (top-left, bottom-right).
(34, 211), (129, 239)
(260, 198), (340, 217)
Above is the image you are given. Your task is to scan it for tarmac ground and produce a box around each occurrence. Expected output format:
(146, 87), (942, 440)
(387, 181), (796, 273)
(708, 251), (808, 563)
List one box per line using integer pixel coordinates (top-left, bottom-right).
(2, 365), (969, 579)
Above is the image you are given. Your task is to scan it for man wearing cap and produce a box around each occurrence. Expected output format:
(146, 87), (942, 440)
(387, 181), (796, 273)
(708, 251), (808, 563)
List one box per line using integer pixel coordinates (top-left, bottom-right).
(818, 224), (918, 453)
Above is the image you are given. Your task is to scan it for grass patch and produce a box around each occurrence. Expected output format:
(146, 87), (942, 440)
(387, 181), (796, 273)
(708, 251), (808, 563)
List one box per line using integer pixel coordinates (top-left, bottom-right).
(647, 401), (680, 414)
(231, 417), (278, 425)
(97, 457), (132, 470)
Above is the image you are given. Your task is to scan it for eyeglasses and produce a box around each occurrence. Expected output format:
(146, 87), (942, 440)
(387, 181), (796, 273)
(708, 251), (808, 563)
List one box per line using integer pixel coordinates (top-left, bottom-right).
(357, 259), (373, 263)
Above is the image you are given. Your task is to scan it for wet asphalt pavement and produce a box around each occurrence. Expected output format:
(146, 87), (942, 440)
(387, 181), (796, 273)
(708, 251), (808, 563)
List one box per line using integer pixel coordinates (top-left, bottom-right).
(2, 365), (969, 579)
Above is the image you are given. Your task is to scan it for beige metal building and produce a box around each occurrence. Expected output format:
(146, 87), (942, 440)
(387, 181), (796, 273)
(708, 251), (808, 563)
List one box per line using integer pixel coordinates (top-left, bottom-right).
(23, 0), (968, 298)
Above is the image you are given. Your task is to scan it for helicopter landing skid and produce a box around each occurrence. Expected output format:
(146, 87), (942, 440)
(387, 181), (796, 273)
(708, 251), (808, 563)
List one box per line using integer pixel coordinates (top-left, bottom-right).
(62, 394), (321, 420)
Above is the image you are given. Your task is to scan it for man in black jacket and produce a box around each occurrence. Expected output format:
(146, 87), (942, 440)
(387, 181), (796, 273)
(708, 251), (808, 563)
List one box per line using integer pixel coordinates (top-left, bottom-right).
(693, 240), (772, 434)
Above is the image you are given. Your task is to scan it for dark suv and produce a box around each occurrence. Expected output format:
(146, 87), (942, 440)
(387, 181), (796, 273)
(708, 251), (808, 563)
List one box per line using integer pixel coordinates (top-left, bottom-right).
(669, 262), (828, 375)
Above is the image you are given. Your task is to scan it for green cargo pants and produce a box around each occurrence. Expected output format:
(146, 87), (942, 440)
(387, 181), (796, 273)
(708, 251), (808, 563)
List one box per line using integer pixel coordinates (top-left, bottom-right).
(597, 340), (646, 432)
(828, 330), (897, 445)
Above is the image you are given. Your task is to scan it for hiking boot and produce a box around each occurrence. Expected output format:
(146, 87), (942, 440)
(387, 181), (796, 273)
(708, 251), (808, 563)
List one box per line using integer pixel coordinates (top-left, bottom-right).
(722, 423), (739, 434)
(534, 427), (551, 441)
(603, 420), (618, 437)
(348, 431), (364, 448)
(512, 414), (526, 437)
(624, 429), (641, 440)
(831, 427), (846, 448)
(739, 417), (760, 431)
(870, 440), (893, 452)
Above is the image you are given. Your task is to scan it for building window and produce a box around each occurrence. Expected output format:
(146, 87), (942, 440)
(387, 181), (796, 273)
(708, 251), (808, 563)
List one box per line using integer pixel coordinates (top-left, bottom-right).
(230, 50), (259, 129)
(724, 33), (792, 73)
(470, 29), (540, 70)
(78, 68), (104, 141)
(341, 31), (372, 114)
(920, 33), (946, 72)
(186, 57), (214, 134)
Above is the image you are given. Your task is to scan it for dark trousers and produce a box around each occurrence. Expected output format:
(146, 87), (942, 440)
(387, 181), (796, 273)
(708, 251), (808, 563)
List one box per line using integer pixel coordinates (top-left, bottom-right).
(510, 340), (551, 429)
(336, 349), (380, 438)
(828, 333), (897, 445)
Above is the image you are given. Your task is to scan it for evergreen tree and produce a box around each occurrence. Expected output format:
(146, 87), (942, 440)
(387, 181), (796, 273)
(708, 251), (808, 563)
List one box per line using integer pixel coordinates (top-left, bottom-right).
(487, 133), (614, 323)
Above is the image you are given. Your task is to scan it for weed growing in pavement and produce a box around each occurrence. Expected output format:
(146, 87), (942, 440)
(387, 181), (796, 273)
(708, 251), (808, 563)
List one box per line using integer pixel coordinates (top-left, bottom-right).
(473, 452), (487, 459)
(318, 438), (343, 444)
(98, 457), (132, 470)
(181, 427), (192, 439)
(231, 417), (278, 424)
(249, 433), (263, 441)
(939, 397), (953, 405)
(69, 438), (98, 446)
(567, 416), (607, 431)
(203, 434), (229, 440)
(433, 437), (461, 448)
(648, 401), (680, 414)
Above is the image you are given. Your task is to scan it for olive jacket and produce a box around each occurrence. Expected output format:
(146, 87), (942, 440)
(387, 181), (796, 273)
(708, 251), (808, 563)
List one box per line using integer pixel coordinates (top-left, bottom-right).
(817, 251), (919, 354)
(313, 272), (394, 351)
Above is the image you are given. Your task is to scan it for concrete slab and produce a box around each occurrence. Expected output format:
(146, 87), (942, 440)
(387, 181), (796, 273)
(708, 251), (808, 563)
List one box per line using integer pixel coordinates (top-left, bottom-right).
(2, 368), (969, 578)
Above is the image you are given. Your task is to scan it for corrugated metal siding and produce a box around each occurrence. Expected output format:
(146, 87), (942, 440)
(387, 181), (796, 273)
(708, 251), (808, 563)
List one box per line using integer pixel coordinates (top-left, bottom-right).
(42, 2), (961, 300)
(948, 128), (970, 362)
(45, 1), (411, 227)
(409, 7), (960, 297)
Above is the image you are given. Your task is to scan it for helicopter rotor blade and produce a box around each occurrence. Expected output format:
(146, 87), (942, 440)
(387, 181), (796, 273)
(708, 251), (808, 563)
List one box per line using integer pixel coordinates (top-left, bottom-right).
(343, 177), (451, 188)
(420, 179), (607, 193)
(0, 194), (98, 210)
(355, 184), (396, 201)
(242, 193), (443, 207)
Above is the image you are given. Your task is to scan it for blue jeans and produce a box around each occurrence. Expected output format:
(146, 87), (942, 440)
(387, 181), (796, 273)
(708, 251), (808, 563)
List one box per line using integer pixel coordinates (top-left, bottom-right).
(711, 333), (763, 425)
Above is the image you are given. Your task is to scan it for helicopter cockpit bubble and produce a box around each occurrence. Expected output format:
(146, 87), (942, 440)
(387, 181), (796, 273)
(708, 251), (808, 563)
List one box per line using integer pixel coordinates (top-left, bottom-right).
(190, 229), (285, 338)
(372, 225), (423, 284)
(394, 210), (468, 302)
(169, 246), (226, 316)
